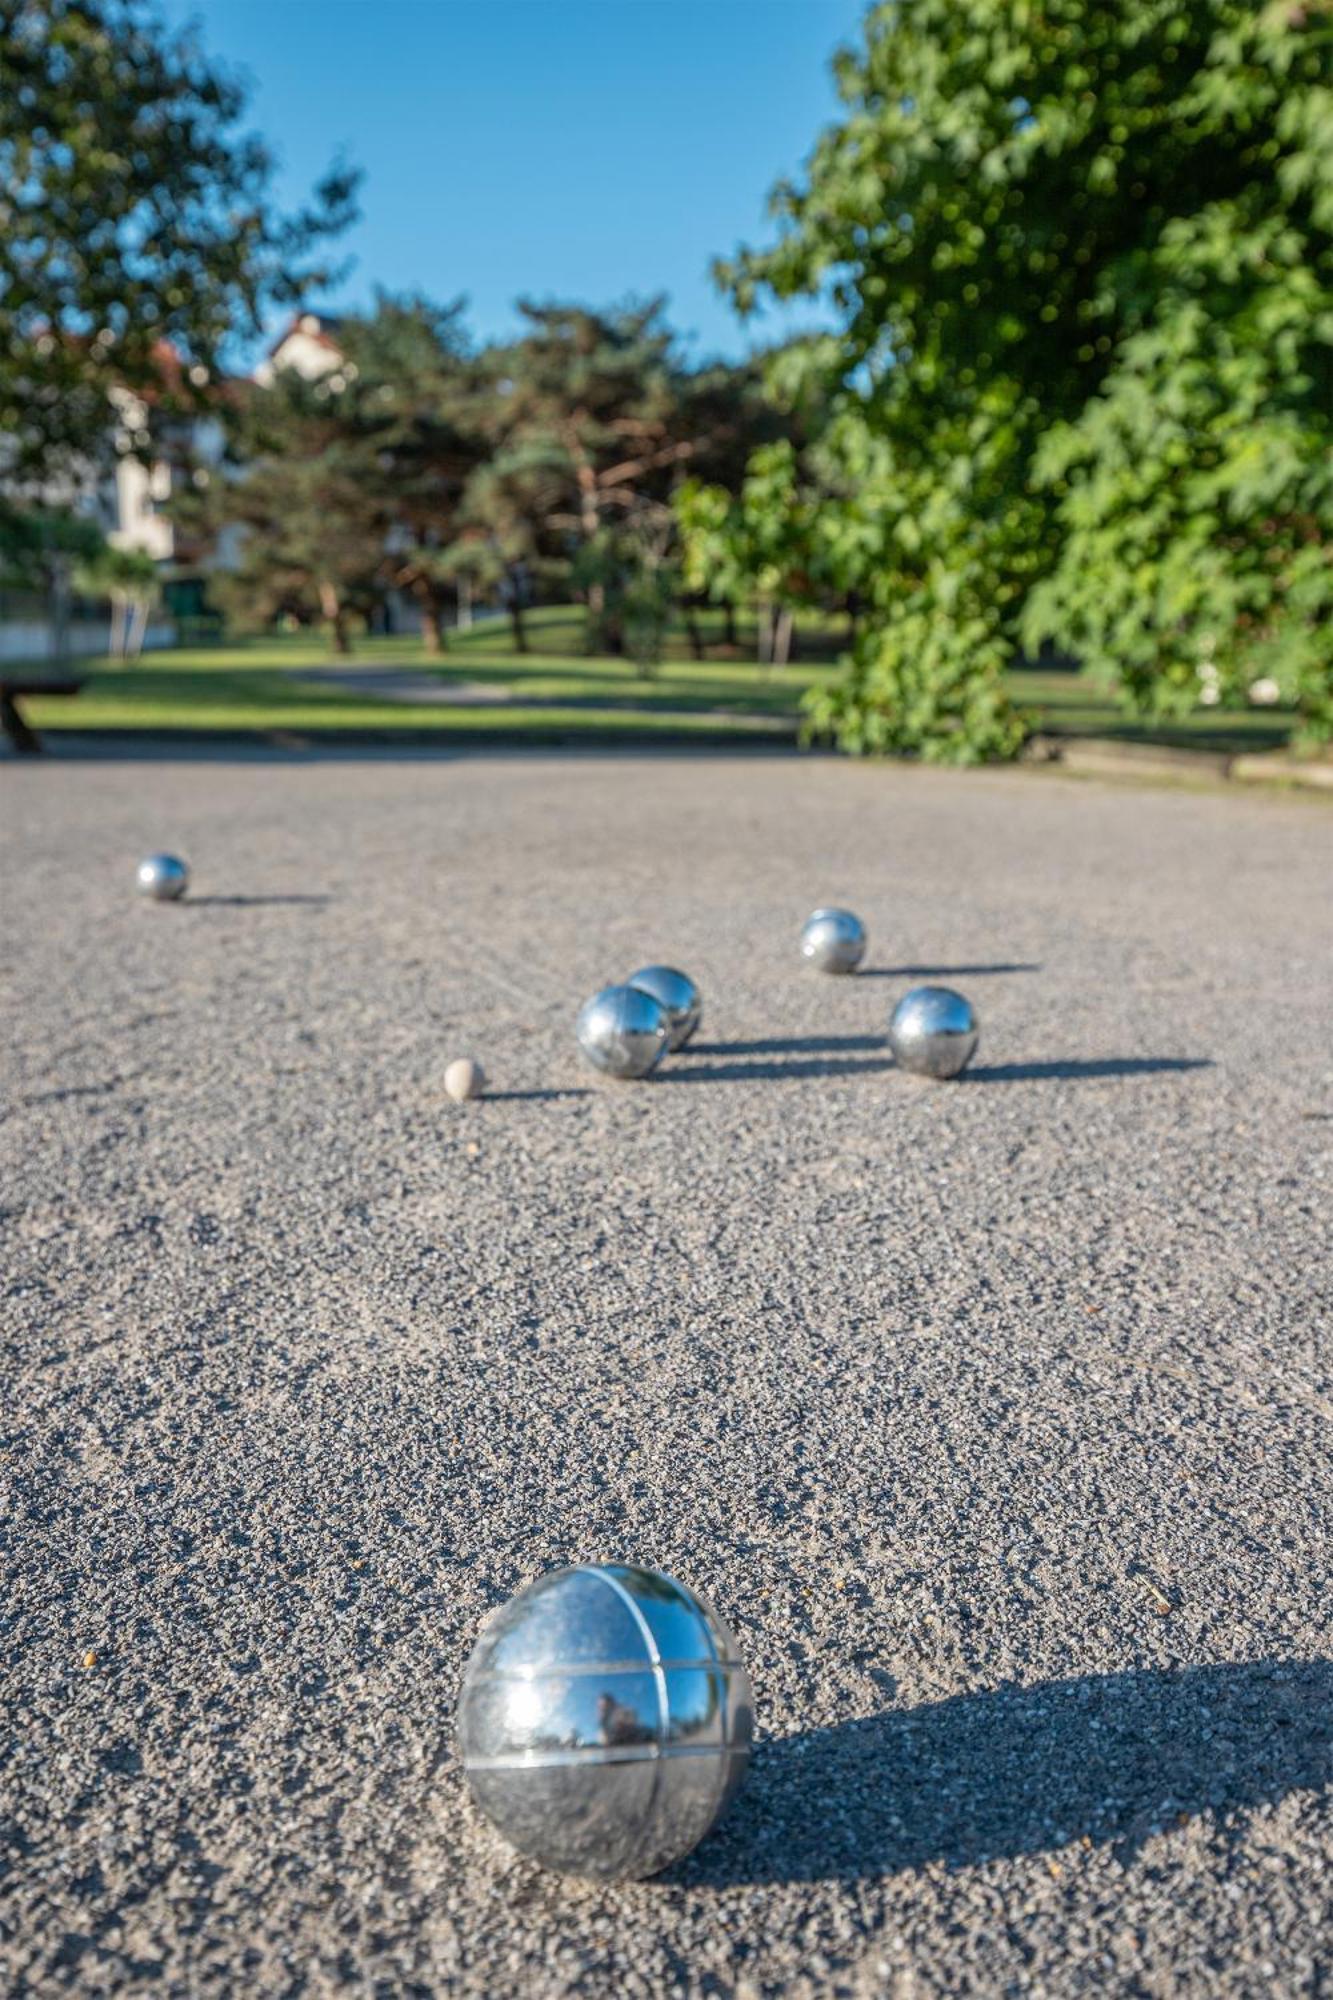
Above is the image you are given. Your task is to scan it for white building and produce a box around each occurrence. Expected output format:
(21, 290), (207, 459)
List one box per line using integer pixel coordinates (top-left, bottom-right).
(253, 311), (347, 386)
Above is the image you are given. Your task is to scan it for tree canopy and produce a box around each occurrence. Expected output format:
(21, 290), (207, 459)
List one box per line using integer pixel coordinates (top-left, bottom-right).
(0, 0), (357, 483)
(708, 0), (1333, 757)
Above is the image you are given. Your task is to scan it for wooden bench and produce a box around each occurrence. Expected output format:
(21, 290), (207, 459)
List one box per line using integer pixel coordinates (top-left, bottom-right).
(0, 678), (84, 754)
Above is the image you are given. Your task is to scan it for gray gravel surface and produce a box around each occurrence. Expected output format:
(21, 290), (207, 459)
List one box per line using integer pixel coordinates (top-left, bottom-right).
(2, 751), (1331, 1998)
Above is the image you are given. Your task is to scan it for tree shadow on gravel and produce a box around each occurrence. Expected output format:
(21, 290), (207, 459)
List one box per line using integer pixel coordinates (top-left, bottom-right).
(964, 1056), (1212, 1084)
(676, 1659), (1333, 1888)
(859, 963), (1041, 978)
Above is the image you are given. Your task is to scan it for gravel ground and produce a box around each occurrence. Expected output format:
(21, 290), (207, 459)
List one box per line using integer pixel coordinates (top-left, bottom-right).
(2, 750), (1331, 1999)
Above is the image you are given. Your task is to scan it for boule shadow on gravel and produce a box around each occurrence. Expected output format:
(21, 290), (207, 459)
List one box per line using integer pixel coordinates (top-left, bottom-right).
(652, 1052), (898, 1085)
(859, 962), (1041, 979)
(963, 1056), (1214, 1084)
(672, 1658), (1333, 1888)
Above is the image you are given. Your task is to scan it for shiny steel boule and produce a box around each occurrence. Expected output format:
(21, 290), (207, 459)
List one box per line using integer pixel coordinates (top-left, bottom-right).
(136, 853), (190, 901)
(576, 984), (669, 1079)
(458, 1563), (753, 1879)
(801, 907), (866, 974)
(888, 984), (979, 1079)
(626, 965), (702, 1051)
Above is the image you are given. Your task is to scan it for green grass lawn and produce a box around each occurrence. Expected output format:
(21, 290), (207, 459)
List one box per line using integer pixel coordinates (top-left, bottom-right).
(21, 604), (1299, 755)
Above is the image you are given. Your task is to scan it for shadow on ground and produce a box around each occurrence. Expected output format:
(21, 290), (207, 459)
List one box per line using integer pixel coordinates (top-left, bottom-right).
(485, 1088), (592, 1103)
(676, 1659), (1333, 1888)
(185, 894), (332, 909)
(690, 1035), (884, 1058)
(965, 1057), (1212, 1084)
(665, 1040), (1211, 1086)
(859, 963), (1042, 979)
(659, 1053), (897, 1084)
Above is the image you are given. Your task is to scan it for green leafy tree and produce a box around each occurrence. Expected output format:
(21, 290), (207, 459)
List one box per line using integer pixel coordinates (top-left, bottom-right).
(676, 342), (880, 670)
(183, 369), (383, 653)
(454, 442), (572, 654)
(0, 500), (105, 672)
(74, 542), (160, 657)
(480, 302), (763, 654)
(669, 354), (786, 655)
(721, 0), (1332, 758)
(336, 294), (487, 654)
(0, 0), (356, 484)
(1022, 33), (1333, 743)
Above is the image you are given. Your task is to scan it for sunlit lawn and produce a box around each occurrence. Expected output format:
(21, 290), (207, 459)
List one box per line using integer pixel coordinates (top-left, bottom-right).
(24, 604), (1298, 754)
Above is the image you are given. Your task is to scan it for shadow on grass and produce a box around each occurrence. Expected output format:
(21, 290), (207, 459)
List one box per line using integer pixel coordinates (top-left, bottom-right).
(675, 1659), (1333, 1887)
(964, 1056), (1212, 1084)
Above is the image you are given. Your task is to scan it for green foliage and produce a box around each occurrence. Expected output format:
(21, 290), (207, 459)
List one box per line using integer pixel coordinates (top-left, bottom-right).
(571, 528), (677, 673)
(478, 301), (773, 652)
(0, 501), (104, 586)
(718, 0), (1333, 756)
(74, 542), (158, 598)
(74, 541), (161, 657)
(181, 367), (384, 652)
(1022, 23), (1333, 743)
(336, 293), (485, 650)
(0, 0), (356, 484)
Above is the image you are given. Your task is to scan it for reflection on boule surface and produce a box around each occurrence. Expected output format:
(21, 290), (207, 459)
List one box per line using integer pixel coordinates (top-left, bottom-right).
(458, 1564), (752, 1878)
(575, 984), (670, 1079)
(801, 907), (866, 974)
(626, 965), (702, 1051)
(888, 983), (979, 1078)
(136, 853), (190, 901)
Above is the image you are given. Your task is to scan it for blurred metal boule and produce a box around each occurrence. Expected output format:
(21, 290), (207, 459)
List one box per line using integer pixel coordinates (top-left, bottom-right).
(136, 854), (190, 902)
(576, 984), (669, 1079)
(801, 907), (866, 974)
(626, 965), (702, 1051)
(458, 1563), (753, 1879)
(888, 984), (979, 1078)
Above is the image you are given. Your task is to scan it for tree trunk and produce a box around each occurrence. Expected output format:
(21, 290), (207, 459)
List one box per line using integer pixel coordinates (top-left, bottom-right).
(576, 456), (604, 619)
(683, 602), (705, 660)
(319, 581), (352, 655)
(420, 601), (444, 656)
(723, 600), (738, 648)
(49, 556), (71, 667)
(127, 599), (151, 660)
(772, 605), (795, 669)
(509, 597), (528, 654)
(756, 600), (773, 670)
(458, 575), (472, 630)
(109, 594), (127, 660)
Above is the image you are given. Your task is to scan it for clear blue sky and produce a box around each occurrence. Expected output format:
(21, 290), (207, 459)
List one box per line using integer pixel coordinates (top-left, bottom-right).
(160, 0), (862, 360)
